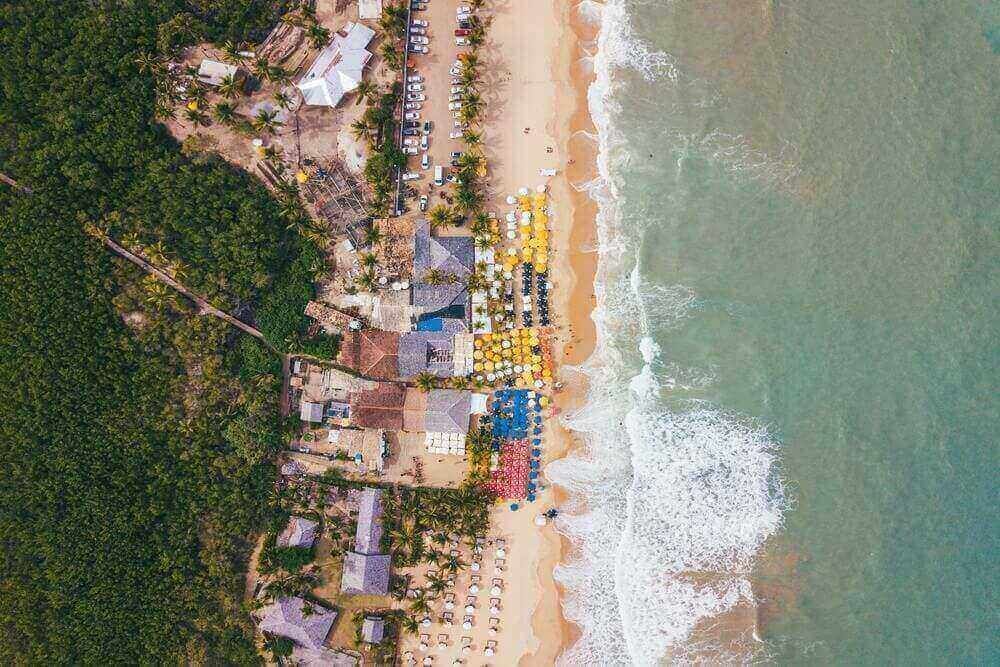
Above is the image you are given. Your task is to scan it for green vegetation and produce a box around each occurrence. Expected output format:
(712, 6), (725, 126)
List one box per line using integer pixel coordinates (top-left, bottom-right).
(0, 0), (312, 663)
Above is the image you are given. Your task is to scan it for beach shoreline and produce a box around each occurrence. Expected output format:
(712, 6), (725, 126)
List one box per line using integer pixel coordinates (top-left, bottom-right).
(520, 0), (603, 663)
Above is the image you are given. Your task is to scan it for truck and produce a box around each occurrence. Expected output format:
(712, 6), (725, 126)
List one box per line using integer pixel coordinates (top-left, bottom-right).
(434, 165), (444, 186)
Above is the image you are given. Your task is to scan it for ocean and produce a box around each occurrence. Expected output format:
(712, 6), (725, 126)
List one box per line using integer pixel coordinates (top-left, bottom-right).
(548, 0), (999, 664)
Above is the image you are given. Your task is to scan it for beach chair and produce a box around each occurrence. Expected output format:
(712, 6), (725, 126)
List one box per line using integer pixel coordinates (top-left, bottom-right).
(463, 615), (474, 625)
(461, 636), (473, 646)
(465, 595), (477, 606)
(489, 597), (501, 607)
(445, 592), (456, 603)
(420, 634), (430, 642)
(471, 575), (481, 584)
(492, 578), (504, 587)
(495, 559), (506, 567)
(437, 633), (449, 643)
(489, 617), (501, 627)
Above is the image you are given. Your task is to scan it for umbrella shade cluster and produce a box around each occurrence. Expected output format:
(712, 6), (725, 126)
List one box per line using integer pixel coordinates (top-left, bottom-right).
(490, 389), (535, 440)
(484, 439), (531, 499)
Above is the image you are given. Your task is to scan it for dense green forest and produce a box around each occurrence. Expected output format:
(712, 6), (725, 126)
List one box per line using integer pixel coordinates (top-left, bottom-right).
(0, 0), (313, 662)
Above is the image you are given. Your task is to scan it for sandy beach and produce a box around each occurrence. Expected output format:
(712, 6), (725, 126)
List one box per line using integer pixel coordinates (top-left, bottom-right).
(478, 0), (602, 663)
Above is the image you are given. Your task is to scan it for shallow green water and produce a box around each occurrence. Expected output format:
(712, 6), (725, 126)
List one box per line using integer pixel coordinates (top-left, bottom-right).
(610, 0), (998, 662)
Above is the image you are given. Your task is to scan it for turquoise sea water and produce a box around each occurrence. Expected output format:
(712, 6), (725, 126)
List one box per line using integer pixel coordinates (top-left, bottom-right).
(552, 1), (998, 664)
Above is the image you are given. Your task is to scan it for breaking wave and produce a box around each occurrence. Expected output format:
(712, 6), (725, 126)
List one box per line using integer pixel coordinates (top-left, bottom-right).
(548, 2), (788, 664)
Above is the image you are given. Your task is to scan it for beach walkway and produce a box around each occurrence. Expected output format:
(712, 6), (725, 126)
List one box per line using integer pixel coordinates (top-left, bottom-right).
(94, 233), (273, 348)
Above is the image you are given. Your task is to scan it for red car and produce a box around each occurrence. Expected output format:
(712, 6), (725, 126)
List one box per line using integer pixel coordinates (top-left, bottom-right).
(454, 29), (471, 37)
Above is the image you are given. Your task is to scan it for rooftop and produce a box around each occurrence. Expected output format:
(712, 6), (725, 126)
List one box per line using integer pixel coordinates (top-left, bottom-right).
(297, 22), (375, 107)
(349, 382), (405, 430)
(397, 330), (460, 379)
(258, 596), (337, 651)
(425, 389), (473, 435)
(354, 487), (384, 554)
(361, 616), (385, 644)
(300, 401), (325, 423)
(340, 552), (391, 595)
(337, 329), (400, 380)
(276, 516), (319, 549)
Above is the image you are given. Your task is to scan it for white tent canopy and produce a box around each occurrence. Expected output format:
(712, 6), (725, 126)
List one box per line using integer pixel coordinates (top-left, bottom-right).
(297, 22), (375, 107)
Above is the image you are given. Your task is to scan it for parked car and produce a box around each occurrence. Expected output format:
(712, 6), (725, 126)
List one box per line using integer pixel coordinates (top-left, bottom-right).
(402, 171), (420, 181)
(406, 93), (425, 102)
(411, 2), (427, 11)
(457, 6), (472, 15)
(458, 19), (472, 30)
(455, 29), (471, 37)
(407, 74), (423, 83)
(405, 111), (420, 120)
(421, 153), (430, 170)
(454, 120), (468, 128)
(456, 37), (469, 46)
(403, 137), (419, 146)
(403, 120), (420, 128)
(404, 147), (419, 155)
(449, 130), (463, 139)
(423, 120), (433, 134)
(408, 44), (428, 54)
(405, 102), (422, 110)
(450, 158), (460, 167)
(410, 35), (429, 45)
(420, 135), (429, 150)
(412, 19), (428, 27)
(448, 102), (462, 111)
(451, 151), (463, 159)
(419, 194), (428, 211)
(407, 83), (424, 92)
(446, 173), (462, 184)
(403, 128), (419, 136)
(449, 93), (463, 102)
(451, 86), (465, 94)
(457, 13), (471, 23)
(450, 66), (462, 76)
(409, 27), (426, 35)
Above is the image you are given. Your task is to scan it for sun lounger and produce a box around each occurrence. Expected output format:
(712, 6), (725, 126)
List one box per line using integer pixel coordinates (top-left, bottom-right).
(492, 578), (504, 586)
(490, 617), (501, 627)
(465, 595), (477, 606)
(461, 636), (473, 646)
(471, 575), (481, 584)
(438, 633), (449, 642)
(495, 559), (505, 567)
(490, 597), (501, 606)
(420, 634), (430, 642)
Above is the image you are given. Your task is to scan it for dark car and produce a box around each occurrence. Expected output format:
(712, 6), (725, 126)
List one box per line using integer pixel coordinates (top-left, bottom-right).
(403, 120), (420, 129)
(402, 128), (419, 136)
(423, 120), (433, 134)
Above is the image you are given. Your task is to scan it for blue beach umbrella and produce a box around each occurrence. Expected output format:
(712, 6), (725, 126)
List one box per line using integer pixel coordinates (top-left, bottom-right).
(530, 461), (540, 469)
(532, 438), (541, 446)
(510, 503), (519, 511)
(529, 471), (539, 479)
(527, 483), (537, 491)
(527, 494), (536, 502)
(532, 448), (541, 457)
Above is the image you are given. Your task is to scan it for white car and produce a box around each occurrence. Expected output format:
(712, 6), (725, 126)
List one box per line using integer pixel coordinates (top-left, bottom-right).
(407, 74), (423, 83)
(410, 36), (429, 45)
(409, 27), (426, 35)
(405, 111), (420, 120)
(457, 6), (472, 15)
(448, 102), (463, 111)
(451, 77), (463, 85)
(409, 44), (428, 54)
(449, 93), (464, 102)
(451, 86), (465, 94)
(419, 194), (428, 211)
(403, 137), (419, 146)
(407, 83), (424, 92)
(420, 135), (429, 150)
(406, 93), (426, 102)
(421, 154), (430, 170)
(457, 13), (471, 23)
(449, 131), (463, 139)
(412, 19), (428, 28)
(404, 102), (422, 110)
(403, 146), (419, 155)
(402, 171), (420, 181)
(449, 66), (462, 77)
(454, 120), (467, 128)
(456, 37), (469, 46)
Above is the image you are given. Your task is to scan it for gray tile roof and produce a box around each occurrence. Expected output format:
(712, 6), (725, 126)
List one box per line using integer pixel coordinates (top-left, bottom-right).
(276, 516), (319, 549)
(412, 282), (469, 315)
(361, 616), (385, 644)
(425, 389), (472, 434)
(413, 223), (475, 278)
(397, 331), (456, 379)
(340, 552), (391, 595)
(258, 597), (336, 651)
(354, 487), (383, 554)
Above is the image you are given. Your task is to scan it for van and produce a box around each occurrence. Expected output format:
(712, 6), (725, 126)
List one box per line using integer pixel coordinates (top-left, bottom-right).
(434, 165), (444, 186)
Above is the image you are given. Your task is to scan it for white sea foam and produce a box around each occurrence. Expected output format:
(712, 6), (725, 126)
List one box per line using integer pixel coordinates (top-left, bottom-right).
(549, 2), (787, 664)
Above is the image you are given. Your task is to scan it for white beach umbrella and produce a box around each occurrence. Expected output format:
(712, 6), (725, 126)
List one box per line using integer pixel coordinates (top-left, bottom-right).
(423, 658), (433, 666)
(506, 230), (516, 240)
(469, 584), (479, 593)
(422, 618), (432, 626)
(445, 601), (454, 610)
(490, 605), (501, 614)
(518, 187), (529, 196)
(489, 628), (498, 636)
(462, 646), (471, 655)
(484, 648), (495, 657)
(419, 643), (428, 651)
(496, 548), (507, 558)
(537, 184), (548, 192)
(471, 562), (480, 571)
(463, 621), (473, 630)
(438, 642), (447, 650)
(506, 195), (516, 204)
(490, 586), (502, 596)
(465, 604), (475, 613)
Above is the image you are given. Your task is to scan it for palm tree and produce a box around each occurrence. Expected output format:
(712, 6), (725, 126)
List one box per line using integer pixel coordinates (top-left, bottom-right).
(409, 595), (432, 616)
(218, 73), (243, 99)
(423, 269), (446, 286)
(414, 372), (437, 393)
(354, 80), (378, 105)
(153, 101), (175, 122)
(219, 40), (248, 65)
(182, 107), (207, 126)
(134, 52), (161, 74)
(254, 108), (283, 134)
(400, 615), (420, 636)
(251, 56), (271, 81)
(306, 23), (331, 48)
(466, 270), (489, 293)
(473, 235), (493, 251)
(350, 118), (373, 142)
(379, 42), (402, 71)
(359, 252), (378, 269)
(455, 185), (483, 214)
(363, 224), (384, 247)
(355, 269), (377, 292)
(470, 211), (492, 236)
(272, 90), (292, 109)
(427, 204), (453, 231)
(462, 130), (483, 149)
(212, 101), (237, 125)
